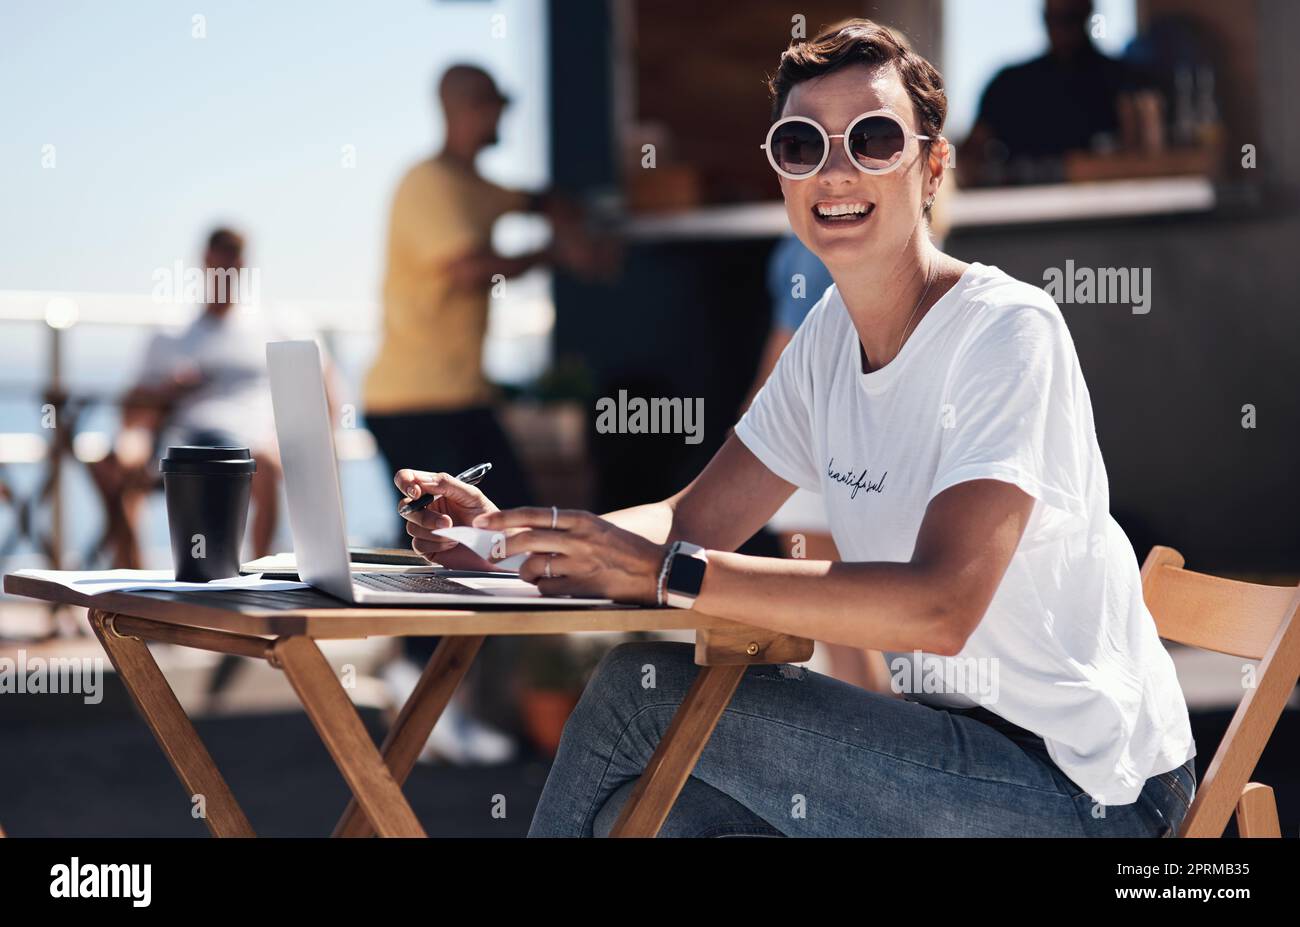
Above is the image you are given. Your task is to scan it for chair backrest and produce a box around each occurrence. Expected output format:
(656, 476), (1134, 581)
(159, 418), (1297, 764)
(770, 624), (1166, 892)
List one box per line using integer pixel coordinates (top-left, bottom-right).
(1140, 545), (1300, 836)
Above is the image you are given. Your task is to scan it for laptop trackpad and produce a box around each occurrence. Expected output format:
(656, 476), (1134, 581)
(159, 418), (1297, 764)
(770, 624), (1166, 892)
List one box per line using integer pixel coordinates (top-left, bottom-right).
(454, 576), (543, 597)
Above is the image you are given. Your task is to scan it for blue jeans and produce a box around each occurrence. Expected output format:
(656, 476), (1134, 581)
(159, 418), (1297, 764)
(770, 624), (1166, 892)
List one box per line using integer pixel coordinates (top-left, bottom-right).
(527, 642), (1197, 837)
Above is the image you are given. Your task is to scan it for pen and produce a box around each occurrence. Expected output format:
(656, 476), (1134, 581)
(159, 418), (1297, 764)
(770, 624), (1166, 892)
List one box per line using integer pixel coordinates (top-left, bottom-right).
(398, 462), (492, 516)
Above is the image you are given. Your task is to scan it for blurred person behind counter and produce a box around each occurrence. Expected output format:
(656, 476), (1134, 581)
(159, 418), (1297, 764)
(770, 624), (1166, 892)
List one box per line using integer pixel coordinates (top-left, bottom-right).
(960, 0), (1147, 185)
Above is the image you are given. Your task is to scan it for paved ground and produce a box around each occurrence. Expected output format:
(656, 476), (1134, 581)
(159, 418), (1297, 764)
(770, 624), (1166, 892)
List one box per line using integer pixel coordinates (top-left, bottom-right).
(0, 689), (549, 837)
(1, 675), (1295, 837)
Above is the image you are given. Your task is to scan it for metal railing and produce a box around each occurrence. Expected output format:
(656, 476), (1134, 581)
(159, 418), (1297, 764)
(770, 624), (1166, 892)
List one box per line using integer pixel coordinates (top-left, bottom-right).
(0, 291), (383, 572)
(0, 287), (557, 572)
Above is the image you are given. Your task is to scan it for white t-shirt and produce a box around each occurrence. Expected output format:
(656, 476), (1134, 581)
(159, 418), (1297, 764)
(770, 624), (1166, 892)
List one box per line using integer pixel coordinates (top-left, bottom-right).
(766, 487), (829, 533)
(735, 262), (1195, 806)
(139, 304), (305, 451)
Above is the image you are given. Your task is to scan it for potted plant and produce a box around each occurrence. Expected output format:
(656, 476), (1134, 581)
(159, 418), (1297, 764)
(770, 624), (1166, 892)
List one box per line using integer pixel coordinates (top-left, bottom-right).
(517, 636), (605, 757)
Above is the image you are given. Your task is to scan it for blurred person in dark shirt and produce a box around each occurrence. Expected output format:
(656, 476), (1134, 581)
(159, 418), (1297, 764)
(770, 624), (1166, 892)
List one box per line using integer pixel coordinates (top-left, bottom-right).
(961, 0), (1136, 185)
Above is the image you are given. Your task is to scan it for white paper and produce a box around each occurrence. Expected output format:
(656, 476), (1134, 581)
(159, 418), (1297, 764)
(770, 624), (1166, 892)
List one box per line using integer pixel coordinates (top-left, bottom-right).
(13, 568), (310, 596)
(430, 526), (528, 571)
(453, 576), (542, 596)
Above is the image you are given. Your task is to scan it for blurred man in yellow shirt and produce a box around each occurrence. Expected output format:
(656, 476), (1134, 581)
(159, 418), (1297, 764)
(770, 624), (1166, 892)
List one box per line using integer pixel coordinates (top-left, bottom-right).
(365, 64), (598, 764)
(365, 64), (596, 522)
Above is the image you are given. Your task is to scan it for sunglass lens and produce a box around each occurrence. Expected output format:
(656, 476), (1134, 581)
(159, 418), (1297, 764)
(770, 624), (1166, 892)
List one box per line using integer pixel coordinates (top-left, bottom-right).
(848, 116), (906, 171)
(770, 122), (825, 176)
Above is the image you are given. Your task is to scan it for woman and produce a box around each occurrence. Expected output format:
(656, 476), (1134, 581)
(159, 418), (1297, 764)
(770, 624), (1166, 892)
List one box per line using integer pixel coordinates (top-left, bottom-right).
(393, 19), (1196, 837)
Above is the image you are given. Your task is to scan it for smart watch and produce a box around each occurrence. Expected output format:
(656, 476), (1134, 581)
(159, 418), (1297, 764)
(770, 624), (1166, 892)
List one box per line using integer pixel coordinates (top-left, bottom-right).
(664, 542), (709, 609)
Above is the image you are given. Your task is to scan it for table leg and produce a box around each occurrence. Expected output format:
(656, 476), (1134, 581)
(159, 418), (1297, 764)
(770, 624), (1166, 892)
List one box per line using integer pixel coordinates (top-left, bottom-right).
(608, 626), (814, 838)
(333, 635), (485, 837)
(607, 662), (746, 837)
(272, 635), (426, 837)
(87, 608), (255, 837)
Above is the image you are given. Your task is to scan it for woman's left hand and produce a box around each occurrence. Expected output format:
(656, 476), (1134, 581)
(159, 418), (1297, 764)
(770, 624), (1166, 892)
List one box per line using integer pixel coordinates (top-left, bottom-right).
(472, 507), (668, 604)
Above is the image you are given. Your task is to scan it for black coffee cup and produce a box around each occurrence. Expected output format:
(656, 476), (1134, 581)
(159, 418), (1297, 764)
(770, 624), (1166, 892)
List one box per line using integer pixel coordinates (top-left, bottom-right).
(159, 446), (257, 582)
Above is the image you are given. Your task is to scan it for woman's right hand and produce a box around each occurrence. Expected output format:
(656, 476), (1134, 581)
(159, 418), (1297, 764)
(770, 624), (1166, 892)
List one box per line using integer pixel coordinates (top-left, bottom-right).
(393, 469), (500, 568)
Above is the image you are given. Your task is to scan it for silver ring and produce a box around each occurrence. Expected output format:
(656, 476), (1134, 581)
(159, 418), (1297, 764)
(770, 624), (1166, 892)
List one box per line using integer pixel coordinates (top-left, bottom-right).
(544, 556), (553, 579)
(550, 505), (558, 530)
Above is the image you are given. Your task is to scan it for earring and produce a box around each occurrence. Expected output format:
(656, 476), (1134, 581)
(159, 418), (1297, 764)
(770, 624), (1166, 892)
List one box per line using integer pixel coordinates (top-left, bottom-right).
(924, 195), (936, 209)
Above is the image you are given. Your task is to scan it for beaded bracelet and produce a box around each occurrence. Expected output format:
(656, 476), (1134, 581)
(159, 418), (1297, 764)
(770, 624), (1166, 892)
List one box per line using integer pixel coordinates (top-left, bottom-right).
(656, 541), (681, 606)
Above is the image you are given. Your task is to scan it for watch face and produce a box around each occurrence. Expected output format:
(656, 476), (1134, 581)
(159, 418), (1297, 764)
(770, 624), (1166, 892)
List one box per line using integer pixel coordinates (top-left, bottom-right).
(667, 552), (707, 598)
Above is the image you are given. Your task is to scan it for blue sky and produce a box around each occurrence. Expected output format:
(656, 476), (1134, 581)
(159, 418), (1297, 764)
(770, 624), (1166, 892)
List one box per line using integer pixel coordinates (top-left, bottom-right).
(0, 0), (548, 304)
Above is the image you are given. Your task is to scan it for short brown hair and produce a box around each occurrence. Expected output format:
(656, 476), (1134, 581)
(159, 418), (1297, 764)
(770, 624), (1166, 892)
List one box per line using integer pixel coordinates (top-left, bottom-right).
(768, 18), (947, 146)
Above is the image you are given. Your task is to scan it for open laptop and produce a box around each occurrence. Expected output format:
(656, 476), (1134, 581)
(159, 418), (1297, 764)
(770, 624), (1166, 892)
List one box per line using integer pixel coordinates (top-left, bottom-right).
(266, 340), (612, 606)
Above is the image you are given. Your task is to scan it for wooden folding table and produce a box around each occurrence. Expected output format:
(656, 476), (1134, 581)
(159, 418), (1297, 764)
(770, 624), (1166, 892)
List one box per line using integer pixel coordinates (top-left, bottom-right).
(2, 573), (811, 837)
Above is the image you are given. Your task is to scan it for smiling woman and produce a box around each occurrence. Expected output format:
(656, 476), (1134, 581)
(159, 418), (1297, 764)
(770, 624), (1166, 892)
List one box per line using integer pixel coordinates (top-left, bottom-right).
(395, 17), (1198, 838)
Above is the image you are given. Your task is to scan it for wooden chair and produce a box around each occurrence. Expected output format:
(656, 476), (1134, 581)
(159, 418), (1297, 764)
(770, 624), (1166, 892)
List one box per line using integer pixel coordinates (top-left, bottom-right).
(1141, 545), (1300, 837)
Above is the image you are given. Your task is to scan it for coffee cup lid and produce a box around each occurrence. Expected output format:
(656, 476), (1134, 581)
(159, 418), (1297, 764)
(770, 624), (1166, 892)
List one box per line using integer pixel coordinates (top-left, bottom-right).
(159, 446), (257, 475)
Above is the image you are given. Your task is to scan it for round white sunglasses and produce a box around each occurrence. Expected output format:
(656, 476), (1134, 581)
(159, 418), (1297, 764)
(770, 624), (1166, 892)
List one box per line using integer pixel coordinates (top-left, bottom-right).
(761, 110), (935, 180)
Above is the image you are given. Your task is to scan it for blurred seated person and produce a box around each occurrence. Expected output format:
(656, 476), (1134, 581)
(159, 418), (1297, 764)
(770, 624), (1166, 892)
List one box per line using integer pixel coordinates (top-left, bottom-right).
(90, 228), (336, 568)
(960, 0), (1137, 186)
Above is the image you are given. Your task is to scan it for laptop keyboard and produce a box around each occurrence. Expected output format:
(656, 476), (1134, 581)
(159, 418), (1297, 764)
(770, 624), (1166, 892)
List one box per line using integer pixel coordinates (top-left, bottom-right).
(352, 572), (490, 595)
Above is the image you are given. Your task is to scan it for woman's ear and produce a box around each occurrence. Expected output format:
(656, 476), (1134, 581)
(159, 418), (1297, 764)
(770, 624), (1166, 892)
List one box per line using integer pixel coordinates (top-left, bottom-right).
(939, 137), (956, 169)
(926, 137), (952, 198)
